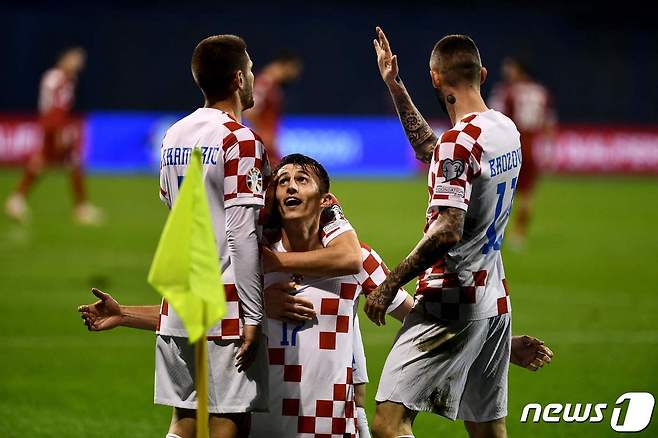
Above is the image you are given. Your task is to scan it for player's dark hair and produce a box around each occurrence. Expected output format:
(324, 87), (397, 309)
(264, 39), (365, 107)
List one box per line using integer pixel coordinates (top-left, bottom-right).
(274, 153), (330, 193)
(505, 56), (534, 78)
(272, 49), (303, 67)
(430, 35), (482, 87)
(191, 35), (248, 103)
(56, 46), (85, 62)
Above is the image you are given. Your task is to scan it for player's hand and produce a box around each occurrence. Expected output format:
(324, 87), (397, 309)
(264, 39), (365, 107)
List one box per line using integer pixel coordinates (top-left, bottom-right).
(235, 324), (261, 373)
(510, 335), (554, 371)
(77, 288), (123, 331)
(264, 282), (316, 323)
(364, 282), (396, 326)
(373, 26), (399, 87)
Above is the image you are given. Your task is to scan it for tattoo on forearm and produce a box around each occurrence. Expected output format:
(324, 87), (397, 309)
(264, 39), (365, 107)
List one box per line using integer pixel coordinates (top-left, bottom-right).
(385, 208), (465, 291)
(390, 84), (437, 163)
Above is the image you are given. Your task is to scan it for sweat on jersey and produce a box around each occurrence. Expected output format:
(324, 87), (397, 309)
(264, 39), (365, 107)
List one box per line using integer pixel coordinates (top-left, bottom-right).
(157, 108), (270, 340)
(416, 110), (521, 321)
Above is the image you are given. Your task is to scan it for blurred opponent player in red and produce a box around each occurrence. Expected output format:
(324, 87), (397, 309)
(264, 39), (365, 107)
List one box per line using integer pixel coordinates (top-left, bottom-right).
(489, 57), (556, 246)
(4, 47), (103, 225)
(246, 52), (303, 166)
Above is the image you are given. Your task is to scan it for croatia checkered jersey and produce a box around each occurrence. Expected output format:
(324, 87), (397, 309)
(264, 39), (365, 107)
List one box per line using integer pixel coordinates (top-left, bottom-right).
(417, 110), (521, 321)
(157, 108), (269, 339)
(252, 241), (406, 438)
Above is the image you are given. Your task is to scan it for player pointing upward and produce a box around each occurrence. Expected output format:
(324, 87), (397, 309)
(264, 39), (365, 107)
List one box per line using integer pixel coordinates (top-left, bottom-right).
(366, 28), (522, 438)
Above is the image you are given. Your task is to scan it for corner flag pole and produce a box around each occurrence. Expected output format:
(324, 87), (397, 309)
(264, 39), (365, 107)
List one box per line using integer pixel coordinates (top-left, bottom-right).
(195, 305), (209, 438)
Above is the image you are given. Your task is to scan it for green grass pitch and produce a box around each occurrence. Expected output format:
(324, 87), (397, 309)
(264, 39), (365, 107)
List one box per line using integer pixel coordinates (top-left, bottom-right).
(0, 171), (657, 437)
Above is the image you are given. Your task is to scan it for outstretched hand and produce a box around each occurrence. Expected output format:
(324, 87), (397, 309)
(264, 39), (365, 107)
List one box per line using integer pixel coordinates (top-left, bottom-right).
(77, 288), (123, 331)
(510, 335), (554, 371)
(373, 26), (399, 86)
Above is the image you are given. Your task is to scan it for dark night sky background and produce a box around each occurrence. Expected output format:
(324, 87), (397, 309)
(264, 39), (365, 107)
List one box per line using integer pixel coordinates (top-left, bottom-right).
(2, 1), (657, 123)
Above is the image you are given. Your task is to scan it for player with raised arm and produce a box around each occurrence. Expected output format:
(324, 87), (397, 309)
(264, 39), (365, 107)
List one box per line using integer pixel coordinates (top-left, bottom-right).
(366, 27), (530, 438)
(80, 154), (552, 438)
(245, 52), (303, 167)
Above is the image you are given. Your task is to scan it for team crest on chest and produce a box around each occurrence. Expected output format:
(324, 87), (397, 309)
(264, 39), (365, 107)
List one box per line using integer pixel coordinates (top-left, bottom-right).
(441, 158), (465, 182)
(246, 167), (262, 192)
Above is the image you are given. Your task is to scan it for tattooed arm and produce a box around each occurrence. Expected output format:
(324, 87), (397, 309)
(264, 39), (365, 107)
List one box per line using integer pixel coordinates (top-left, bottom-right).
(373, 26), (437, 163)
(364, 207), (465, 325)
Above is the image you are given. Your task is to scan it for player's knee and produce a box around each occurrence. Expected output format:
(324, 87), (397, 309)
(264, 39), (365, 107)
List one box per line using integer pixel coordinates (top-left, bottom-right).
(464, 417), (507, 438)
(371, 411), (399, 438)
(371, 415), (393, 438)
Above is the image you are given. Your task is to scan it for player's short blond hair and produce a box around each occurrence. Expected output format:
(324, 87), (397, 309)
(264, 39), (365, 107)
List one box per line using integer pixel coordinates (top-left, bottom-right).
(430, 35), (482, 87)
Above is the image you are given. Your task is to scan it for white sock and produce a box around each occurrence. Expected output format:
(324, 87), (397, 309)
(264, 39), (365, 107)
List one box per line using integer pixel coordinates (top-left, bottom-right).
(396, 436), (415, 438)
(166, 434), (183, 438)
(356, 407), (372, 438)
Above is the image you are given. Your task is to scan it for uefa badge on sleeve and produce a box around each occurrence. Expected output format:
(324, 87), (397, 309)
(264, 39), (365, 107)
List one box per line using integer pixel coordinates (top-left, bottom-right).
(441, 158), (465, 182)
(246, 167), (263, 193)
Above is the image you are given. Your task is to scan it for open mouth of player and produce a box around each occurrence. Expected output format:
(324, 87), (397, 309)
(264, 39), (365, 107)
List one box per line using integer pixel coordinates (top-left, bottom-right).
(283, 196), (303, 207)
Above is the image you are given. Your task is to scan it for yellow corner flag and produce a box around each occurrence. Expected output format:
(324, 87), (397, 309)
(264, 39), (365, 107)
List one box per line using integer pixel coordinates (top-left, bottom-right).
(147, 147), (226, 438)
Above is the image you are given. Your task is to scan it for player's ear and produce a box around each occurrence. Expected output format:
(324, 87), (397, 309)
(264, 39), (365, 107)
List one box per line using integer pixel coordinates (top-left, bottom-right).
(430, 69), (441, 89)
(236, 70), (244, 90)
(320, 193), (336, 208)
(480, 66), (488, 85)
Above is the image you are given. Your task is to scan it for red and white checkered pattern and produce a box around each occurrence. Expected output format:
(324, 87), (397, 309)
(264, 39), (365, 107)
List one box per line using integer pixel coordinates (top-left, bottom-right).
(355, 243), (408, 312)
(416, 110), (521, 321)
(222, 120), (267, 207)
(156, 284), (242, 338)
(253, 239), (362, 437)
(158, 108), (270, 339)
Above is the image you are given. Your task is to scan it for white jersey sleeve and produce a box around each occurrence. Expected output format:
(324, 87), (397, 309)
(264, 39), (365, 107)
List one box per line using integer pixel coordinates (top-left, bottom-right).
(319, 202), (354, 246)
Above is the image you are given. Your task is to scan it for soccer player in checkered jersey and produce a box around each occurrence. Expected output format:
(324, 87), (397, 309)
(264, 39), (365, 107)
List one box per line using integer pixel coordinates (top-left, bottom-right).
(366, 27), (537, 438)
(152, 35), (274, 438)
(251, 154), (412, 438)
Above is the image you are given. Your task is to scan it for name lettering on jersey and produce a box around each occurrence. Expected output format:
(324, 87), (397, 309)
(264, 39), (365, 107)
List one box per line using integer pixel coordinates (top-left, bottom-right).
(441, 158), (466, 182)
(489, 147), (522, 177)
(161, 146), (220, 167)
(434, 185), (465, 197)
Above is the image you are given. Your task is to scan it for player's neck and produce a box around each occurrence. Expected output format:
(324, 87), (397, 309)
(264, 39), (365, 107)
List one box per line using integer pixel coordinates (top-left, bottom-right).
(448, 89), (488, 126)
(281, 218), (323, 252)
(206, 98), (243, 122)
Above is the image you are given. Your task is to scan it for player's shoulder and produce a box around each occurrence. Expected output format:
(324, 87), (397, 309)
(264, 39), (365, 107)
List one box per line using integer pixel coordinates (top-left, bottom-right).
(221, 117), (263, 148)
(42, 68), (65, 87)
(439, 113), (484, 147)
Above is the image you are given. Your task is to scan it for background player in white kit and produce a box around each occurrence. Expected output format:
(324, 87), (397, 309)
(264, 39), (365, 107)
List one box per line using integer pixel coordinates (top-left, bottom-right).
(366, 28), (530, 438)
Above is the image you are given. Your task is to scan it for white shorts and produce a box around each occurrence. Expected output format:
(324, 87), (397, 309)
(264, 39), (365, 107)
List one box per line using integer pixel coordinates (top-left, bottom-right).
(154, 335), (269, 414)
(375, 306), (511, 422)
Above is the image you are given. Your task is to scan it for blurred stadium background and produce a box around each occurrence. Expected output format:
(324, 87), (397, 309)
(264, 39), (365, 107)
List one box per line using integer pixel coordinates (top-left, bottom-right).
(1, 1), (657, 437)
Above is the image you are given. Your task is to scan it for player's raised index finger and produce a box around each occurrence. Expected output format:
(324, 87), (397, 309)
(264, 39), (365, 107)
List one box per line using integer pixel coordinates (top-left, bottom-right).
(377, 27), (392, 53)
